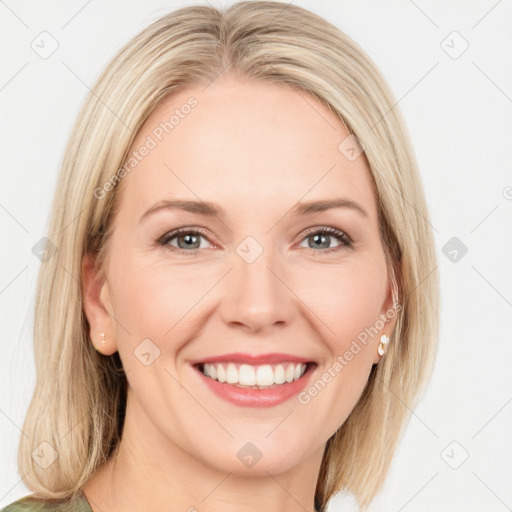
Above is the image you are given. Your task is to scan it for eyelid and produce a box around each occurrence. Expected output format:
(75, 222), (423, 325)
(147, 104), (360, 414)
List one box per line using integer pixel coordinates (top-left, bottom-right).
(157, 226), (215, 246)
(298, 225), (353, 245)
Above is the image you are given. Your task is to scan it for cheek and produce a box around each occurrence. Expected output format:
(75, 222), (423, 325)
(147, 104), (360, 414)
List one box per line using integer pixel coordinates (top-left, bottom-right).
(298, 256), (386, 405)
(304, 256), (387, 346)
(107, 250), (214, 347)
(292, 258), (387, 437)
(325, 260), (386, 384)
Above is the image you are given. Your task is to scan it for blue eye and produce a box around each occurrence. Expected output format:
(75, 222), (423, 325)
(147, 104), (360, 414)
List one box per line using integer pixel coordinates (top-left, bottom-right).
(157, 226), (352, 256)
(158, 227), (211, 255)
(298, 226), (352, 253)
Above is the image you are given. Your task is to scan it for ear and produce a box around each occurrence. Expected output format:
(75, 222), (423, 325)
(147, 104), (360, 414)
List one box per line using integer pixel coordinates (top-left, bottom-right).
(81, 253), (118, 355)
(372, 272), (400, 365)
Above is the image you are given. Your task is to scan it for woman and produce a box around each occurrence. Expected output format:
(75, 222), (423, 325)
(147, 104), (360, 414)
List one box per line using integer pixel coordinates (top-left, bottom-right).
(2, 1), (439, 511)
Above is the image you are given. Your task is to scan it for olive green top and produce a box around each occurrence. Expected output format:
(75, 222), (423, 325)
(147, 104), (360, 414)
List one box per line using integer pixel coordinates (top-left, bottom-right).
(0, 491), (93, 512)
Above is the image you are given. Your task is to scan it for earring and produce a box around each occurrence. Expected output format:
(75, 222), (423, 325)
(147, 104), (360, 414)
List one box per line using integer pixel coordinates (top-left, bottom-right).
(100, 333), (106, 345)
(378, 334), (389, 356)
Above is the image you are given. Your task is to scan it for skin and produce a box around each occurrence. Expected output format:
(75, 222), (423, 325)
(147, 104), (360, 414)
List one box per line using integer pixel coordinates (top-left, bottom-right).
(81, 75), (398, 512)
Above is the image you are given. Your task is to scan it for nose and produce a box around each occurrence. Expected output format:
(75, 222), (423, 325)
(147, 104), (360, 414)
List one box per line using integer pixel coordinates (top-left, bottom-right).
(218, 246), (296, 334)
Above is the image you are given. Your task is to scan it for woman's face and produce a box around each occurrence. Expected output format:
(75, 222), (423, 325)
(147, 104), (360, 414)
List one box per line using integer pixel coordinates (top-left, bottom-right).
(84, 76), (397, 477)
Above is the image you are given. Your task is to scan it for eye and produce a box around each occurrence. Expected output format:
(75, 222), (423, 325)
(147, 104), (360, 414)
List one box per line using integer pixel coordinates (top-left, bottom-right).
(157, 225), (353, 256)
(298, 226), (352, 253)
(157, 227), (213, 255)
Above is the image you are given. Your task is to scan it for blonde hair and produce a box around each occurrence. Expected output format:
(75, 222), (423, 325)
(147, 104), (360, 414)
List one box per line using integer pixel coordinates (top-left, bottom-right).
(18, 2), (439, 510)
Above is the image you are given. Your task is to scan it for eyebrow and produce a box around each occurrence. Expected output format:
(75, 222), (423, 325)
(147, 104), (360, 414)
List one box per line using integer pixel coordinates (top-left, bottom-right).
(139, 197), (368, 223)
(292, 198), (368, 217)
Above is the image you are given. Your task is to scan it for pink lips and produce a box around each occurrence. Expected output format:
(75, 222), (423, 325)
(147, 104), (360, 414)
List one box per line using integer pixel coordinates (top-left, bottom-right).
(190, 352), (314, 366)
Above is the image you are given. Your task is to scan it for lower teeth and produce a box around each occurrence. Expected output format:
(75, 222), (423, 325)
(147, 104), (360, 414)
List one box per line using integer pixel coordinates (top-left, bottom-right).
(230, 382), (281, 389)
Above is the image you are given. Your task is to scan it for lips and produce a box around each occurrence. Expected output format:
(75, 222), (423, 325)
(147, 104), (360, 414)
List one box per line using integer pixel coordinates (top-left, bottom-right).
(189, 352), (318, 407)
(189, 352), (315, 366)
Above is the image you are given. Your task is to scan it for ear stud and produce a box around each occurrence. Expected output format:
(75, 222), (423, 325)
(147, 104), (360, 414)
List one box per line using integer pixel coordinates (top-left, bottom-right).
(378, 334), (389, 356)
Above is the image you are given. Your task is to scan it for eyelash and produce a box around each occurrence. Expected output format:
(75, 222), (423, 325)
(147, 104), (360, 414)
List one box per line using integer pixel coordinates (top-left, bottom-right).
(157, 226), (353, 256)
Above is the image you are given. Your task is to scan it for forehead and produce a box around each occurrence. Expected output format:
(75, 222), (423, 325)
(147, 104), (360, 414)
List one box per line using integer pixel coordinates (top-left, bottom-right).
(116, 77), (377, 223)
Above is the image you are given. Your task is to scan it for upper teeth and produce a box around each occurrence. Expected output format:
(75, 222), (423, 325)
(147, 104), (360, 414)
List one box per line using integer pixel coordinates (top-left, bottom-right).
(202, 362), (307, 386)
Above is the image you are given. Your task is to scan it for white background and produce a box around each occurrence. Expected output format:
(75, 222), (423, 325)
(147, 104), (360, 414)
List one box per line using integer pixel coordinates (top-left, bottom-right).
(1, 1), (511, 510)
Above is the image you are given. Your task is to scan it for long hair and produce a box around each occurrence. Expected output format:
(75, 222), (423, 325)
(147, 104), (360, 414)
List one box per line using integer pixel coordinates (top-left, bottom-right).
(18, 2), (439, 510)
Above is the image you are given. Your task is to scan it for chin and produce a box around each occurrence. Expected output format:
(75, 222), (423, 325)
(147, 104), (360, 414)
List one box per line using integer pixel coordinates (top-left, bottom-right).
(201, 438), (308, 476)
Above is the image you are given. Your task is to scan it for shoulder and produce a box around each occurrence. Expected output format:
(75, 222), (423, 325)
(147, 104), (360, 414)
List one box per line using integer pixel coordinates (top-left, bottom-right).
(0, 492), (92, 512)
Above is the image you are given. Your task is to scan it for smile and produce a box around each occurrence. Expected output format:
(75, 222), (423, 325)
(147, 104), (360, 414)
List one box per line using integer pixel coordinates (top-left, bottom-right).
(192, 361), (317, 407)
